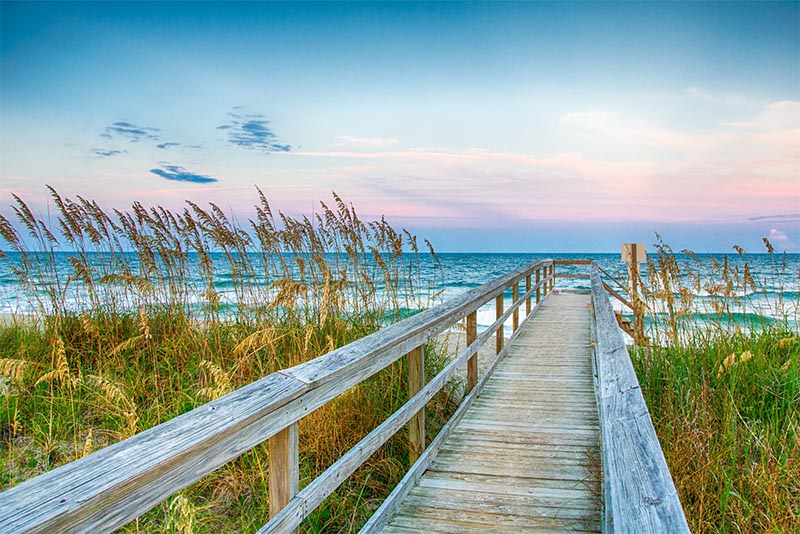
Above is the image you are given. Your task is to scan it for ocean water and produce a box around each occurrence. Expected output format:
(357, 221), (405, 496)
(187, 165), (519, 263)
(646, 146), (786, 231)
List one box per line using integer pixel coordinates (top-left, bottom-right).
(1, 251), (798, 334)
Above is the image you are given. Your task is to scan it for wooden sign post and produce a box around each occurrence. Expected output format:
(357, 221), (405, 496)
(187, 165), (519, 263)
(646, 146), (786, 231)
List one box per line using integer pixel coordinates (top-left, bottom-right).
(621, 243), (647, 345)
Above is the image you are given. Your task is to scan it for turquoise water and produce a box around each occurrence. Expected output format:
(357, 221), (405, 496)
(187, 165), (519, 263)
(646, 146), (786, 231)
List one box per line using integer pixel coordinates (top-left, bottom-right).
(1, 252), (797, 334)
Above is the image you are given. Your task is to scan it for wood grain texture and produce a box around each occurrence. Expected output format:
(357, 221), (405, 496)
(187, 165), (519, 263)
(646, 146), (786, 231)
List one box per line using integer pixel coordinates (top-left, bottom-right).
(269, 423), (299, 522)
(590, 264), (689, 534)
(495, 293), (504, 354)
(407, 346), (425, 464)
(0, 260), (553, 533)
(466, 310), (478, 391)
(375, 294), (602, 533)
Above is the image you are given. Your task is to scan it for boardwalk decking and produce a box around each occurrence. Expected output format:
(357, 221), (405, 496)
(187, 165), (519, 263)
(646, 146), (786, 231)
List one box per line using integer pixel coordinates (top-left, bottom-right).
(381, 294), (601, 533)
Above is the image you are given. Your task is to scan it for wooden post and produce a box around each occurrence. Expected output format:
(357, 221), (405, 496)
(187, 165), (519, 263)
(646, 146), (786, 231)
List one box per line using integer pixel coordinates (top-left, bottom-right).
(407, 345), (425, 464)
(512, 283), (519, 331)
(269, 423), (299, 522)
(549, 264), (555, 292)
(536, 268), (541, 303)
(466, 311), (477, 391)
(525, 274), (532, 315)
(496, 292), (504, 354)
(622, 243), (647, 346)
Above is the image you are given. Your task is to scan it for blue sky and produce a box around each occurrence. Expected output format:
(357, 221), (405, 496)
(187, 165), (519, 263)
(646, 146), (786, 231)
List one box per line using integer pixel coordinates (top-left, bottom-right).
(1, 1), (798, 252)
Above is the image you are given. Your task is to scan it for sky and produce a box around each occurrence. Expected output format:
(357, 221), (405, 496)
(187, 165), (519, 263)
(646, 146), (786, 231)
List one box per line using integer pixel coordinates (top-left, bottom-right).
(1, 1), (798, 253)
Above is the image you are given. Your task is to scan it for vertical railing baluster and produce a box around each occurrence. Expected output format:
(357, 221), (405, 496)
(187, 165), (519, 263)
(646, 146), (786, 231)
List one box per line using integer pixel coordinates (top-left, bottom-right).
(407, 345), (425, 464)
(496, 291), (504, 354)
(536, 268), (541, 303)
(525, 274), (532, 315)
(512, 283), (519, 331)
(269, 423), (299, 530)
(466, 311), (477, 390)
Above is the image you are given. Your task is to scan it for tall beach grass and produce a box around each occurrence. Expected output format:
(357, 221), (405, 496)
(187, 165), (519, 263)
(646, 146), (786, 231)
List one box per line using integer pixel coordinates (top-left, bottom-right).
(0, 188), (452, 532)
(634, 237), (799, 533)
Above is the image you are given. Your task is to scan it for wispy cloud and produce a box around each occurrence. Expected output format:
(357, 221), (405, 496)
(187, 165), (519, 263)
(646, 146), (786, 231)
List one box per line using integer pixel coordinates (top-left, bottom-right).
(149, 164), (217, 184)
(750, 213), (800, 222)
(217, 110), (290, 152)
(91, 148), (127, 158)
(768, 228), (797, 251)
(101, 121), (160, 142)
(725, 100), (800, 129)
(156, 142), (180, 150)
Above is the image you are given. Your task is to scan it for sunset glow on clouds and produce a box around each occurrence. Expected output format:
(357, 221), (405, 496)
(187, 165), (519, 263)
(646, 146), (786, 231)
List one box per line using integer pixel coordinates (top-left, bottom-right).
(1, 2), (797, 251)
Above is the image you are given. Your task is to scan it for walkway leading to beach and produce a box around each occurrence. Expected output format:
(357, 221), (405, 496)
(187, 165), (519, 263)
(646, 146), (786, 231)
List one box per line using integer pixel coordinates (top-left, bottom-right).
(380, 293), (601, 533)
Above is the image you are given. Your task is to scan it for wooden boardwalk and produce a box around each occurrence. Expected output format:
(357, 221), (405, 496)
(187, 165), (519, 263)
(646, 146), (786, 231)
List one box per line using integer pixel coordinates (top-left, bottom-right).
(381, 293), (601, 533)
(1, 261), (688, 533)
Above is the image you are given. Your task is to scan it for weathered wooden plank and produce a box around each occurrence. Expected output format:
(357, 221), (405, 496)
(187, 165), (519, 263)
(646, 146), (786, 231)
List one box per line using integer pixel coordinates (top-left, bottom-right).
(359, 296), (552, 533)
(392, 504), (600, 531)
(0, 260), (555, 533)
(375, 294), (601, 533)
(466, 310), (477, 391)
(407, 346), (425, 464)
(405, 487), (598, 519)
(417, 473), (599, 504)
(525, 274), (532, 315)
(263, 292), (551, 533)
(590, 264), (689, 534)
(0, 372), (307, 533)
(269, 423), (299, 523)
(495, 293), (504, 354)
(554, 259), (594, 265)
(512, 284), (520, 331)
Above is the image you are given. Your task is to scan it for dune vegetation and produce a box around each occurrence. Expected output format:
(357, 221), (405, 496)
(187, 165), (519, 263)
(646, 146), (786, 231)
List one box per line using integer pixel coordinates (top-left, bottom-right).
(634, 239), (799, 533)
(0, 188), (453, 532)
(0, 189), (797, 533)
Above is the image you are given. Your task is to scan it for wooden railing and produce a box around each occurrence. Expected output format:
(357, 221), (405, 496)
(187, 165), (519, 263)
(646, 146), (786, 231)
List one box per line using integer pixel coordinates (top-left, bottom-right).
(0, 260), (555, 533)
(589, 263), (689, 533)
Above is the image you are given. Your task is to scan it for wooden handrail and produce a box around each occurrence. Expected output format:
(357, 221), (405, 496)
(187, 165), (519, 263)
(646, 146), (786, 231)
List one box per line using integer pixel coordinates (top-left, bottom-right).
(603, 280), (633, 310)
(265, 276), (547, 533)
(598, 265), (627, 293)
(553, 259), (593, 265)
(590, 263), (689, 533)
(0, 259), (555, 533)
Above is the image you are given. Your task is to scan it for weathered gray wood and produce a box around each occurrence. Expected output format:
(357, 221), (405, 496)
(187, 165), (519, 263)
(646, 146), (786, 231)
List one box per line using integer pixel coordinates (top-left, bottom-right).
(512, 284), (520, 331)
(554, 259), (594, 265)
(370, 294), (601, 533)
(0, 259), (554, 533)
(0, 372), (307, 533)
(359, 296), (550, 534)
(602, 280), (633, 310)
(495, 293), (504, 354)
(525, 274), (532, 315)
(536, 268), (542, 303)
(407, 346), (425, 464)
(590, 264), (689, 534)
(269, 423), (298, 524)
(466, 310), (477, 391)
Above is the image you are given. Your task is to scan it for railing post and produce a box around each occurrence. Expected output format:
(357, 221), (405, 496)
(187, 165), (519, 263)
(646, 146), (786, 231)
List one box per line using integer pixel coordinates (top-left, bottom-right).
(536, 268), (541, 303)
(269, 423), (299, 525)
(496, 292), (504, 354)
(466, 310), (477, 391)
(549, 264), (555, 292)
(525, 274), (531, 315)
(407, 345), (425, 464)
(512, 283), (519, 331)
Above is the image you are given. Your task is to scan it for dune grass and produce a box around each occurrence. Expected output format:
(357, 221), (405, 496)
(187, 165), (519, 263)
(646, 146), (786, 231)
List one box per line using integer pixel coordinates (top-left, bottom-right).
(633, 238), (799, 533)
(0, 188), (453, 533)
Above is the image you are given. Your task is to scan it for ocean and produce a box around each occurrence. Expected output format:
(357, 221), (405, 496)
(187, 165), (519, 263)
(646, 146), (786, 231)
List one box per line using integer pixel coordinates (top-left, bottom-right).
(1, 251), (798, 334)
